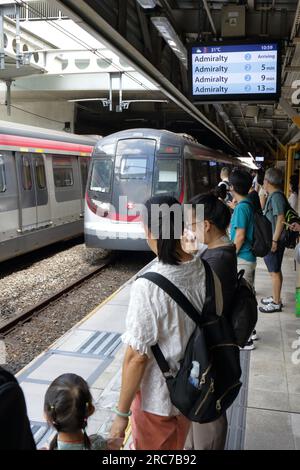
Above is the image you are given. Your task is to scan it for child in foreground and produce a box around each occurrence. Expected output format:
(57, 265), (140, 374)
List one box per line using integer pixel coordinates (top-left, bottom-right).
(44, 373), (123, 450)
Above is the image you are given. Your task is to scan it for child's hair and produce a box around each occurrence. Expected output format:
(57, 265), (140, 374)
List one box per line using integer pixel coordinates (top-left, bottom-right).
(44, 373), (93, 450)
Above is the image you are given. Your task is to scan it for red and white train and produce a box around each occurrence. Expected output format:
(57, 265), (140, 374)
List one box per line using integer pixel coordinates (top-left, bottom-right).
(0, 121), (96, 262)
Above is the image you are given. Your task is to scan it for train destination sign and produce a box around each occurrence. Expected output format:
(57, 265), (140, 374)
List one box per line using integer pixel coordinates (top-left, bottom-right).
(189, 42), (281, 102)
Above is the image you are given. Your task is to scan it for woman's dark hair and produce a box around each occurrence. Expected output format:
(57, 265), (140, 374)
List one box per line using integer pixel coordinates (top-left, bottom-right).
(290, 174), (298, 194)
(44, 373), (93, 450)
(143, 195), (183, 265)
(214, 183), (227, 201)
(229, 169), (253, 196)
(189, 192), (231, 231)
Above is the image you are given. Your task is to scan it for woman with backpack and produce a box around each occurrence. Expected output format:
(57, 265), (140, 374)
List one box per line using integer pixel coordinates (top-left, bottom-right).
(109, 195), (222, 450)
(184, 193), (237, 450)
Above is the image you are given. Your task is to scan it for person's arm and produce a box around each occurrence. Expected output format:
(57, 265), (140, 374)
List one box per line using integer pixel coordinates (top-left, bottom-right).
(109, 280), (157, 442)
(119, 346), (148, 413)
(234, 228), (246, 255)
(110, 346), (148, 440)
(271, 193), (287, 252)
(271, 214), (285, 252)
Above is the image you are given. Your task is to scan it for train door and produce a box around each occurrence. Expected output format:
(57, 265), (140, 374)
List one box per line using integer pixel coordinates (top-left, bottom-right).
(78, 157), (89, 216)
(15, 152), (37, 231)
(112, 138), (156, 214)
(32, 154), (51, 228)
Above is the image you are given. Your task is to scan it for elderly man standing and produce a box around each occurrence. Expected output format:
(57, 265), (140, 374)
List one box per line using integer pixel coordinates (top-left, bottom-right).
(259, 168), (286, 313)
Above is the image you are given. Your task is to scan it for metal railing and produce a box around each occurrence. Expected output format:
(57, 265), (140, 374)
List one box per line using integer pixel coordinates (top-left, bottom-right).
(5, 1), (68, 21)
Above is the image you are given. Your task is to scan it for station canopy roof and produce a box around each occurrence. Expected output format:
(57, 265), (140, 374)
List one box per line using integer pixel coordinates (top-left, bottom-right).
(1, 0), (300, 160)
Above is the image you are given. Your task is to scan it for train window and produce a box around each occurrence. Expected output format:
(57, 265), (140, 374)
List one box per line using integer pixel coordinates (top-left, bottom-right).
(0, 156), (6, 192)
(35, 159), (46, 189)
(22, 155), (32, 190)
(153, 159), (180, 195)
(53, 157), (74, 187)
(90, 159), (112, 193)
(120, 157), (147, 179)
(80, 158), (89, 194)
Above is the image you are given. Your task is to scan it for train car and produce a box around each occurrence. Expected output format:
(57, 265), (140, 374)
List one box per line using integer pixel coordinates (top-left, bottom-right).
(85, 128), (251, 251)
(0, 120), (96, 263)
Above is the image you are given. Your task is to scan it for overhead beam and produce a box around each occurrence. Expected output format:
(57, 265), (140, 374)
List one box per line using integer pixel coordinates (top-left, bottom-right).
(285, 65), (300, 72)
(279, 97), (298, 119)
(264, 129), (286, 151)
(57, 0), (238, 151)
(136, 4), (153, 57)
(202, 0), (217, 37)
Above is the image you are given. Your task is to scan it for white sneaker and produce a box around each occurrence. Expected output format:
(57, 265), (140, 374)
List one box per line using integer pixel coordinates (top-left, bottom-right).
(259, 302), (282, 313)
(239, 340), (255, 351)
(260, 296), (274, 305)
(260, 296), (283, 308)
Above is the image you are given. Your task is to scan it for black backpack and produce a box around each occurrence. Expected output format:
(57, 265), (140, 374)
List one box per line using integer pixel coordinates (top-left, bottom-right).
(241, 200), (272, 257)
(230, 270), (258, 347)
(139, 260), (242, 423)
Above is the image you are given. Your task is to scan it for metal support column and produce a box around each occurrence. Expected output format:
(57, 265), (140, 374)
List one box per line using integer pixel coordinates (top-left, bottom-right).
(109, 73), (113, 112)
(0, 8), (5, 70)
(116, 72), (123, 112)
(296, 149), (300, 318)
(5, 80), (12, 116)
(15, 4), (22, 68)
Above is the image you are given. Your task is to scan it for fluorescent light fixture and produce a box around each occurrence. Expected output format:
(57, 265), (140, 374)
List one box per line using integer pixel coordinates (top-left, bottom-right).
(151, 16), (187, 69)
(68, 98), (106, 102)
(136, 0), (157, 8)
(248, 151), (254, 159)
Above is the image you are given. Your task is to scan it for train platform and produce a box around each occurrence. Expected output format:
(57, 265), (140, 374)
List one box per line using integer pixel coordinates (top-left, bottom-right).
(17, 250), (300, 450)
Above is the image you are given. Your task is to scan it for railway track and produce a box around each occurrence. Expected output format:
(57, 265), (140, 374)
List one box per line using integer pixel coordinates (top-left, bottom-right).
(0, 256), (113, 336)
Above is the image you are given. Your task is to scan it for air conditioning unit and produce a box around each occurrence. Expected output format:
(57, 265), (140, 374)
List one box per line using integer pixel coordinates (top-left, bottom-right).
(221, 5), (246, 37)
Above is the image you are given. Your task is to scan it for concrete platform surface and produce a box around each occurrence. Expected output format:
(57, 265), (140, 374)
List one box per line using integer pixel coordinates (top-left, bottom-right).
(16, 251), (300, 450)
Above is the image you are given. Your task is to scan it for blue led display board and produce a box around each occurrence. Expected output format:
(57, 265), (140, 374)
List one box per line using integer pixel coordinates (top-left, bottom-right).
(188, 41), (281, 102)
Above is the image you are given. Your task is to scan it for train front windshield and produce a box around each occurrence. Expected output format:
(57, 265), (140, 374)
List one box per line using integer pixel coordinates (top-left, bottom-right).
(90, 160), (112, 194)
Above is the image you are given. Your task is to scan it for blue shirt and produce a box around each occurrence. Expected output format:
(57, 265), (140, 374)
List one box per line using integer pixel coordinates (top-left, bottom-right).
(230, 198), (256, 262)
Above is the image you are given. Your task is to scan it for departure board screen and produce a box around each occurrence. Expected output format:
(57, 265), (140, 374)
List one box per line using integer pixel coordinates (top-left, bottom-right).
(189, 42), (281, 102)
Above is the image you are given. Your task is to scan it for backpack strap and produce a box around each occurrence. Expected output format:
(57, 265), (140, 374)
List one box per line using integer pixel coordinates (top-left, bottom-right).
(138, 259), (215, 325)
(239, 198), (254, 210)
(137, 260), (216, 378)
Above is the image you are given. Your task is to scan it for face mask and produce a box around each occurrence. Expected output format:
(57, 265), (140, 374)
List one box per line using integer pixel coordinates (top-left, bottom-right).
(197, 243), (208, 255)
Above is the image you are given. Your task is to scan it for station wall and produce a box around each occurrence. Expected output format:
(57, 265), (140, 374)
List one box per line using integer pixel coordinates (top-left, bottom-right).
(0, 100), (74, 132)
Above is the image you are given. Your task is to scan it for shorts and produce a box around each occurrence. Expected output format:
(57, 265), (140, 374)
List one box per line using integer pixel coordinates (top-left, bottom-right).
(237, 258), (256, 289)
(264, 243), (285, 273)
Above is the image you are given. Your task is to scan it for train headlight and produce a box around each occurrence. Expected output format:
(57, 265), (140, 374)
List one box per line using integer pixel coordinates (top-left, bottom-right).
(99, 202), (110, 211)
